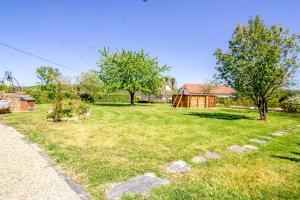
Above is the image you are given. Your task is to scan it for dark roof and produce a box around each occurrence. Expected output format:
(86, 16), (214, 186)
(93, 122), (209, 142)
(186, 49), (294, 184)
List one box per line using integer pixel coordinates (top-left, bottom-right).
(20, 95), (35, 101)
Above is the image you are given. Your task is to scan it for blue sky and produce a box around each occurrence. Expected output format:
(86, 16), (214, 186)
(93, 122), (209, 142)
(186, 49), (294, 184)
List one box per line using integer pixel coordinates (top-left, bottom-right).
(1, 0), (300, 86)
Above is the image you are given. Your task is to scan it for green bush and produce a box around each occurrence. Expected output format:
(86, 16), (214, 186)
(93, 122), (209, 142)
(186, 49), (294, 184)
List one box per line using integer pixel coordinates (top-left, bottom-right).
(66, 99), (89, 116)
(25, 86), (53, 104)
(219, 96), (282, 108)
(25, 83), (77, 104)
(96, 93), (139, 103)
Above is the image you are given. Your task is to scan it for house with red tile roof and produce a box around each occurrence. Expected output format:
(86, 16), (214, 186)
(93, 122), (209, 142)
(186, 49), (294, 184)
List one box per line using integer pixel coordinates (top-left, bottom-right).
(179, 83), (235, 98)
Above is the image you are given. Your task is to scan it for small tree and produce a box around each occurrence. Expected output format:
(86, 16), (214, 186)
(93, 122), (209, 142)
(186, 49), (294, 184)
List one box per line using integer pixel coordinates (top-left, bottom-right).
(36, 66), (61, 86)
(76, 70), (103, 102)
(47, 77), (89, 122)
(200, 79), (218, 95)
(48, 77), (64, 122)
(215, 16), (300, 120)
(98, 48), (169, 105)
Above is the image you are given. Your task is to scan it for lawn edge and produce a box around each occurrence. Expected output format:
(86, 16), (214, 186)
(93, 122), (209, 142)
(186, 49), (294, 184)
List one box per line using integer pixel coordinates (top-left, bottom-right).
(0, 120), (92, 200)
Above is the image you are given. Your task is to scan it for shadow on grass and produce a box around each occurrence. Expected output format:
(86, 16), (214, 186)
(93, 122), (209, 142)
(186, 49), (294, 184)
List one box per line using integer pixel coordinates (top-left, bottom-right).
(186, 112), (252, 120)
(291, 152), (300, 156)
(93, 103), (150, 107)
(272, 155), (300, 163)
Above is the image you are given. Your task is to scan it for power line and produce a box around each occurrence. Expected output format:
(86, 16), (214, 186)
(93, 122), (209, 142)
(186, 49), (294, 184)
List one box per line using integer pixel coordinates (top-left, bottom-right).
(0, 42), (80, 72)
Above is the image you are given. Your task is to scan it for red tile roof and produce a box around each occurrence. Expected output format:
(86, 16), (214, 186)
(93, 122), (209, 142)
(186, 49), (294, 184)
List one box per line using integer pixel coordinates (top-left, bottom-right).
(182, 83), (235, 95)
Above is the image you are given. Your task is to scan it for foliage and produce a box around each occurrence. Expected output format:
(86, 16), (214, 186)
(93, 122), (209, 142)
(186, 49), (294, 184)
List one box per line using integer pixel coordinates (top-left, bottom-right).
(76, 70), (103, 102)
(29, 66), (63, 104)
(97, 93), (140, 103)
(0, 84), (14, 93)
(47, 78), (64, 122)
(36, 66), (61, 86)
(164, 76), (177, 91)
(26, 82), (76, 104)
(47, 77), (88, 122)
(215, 16), (300, 120)
(98, 48), (169, 105)
(69, 99), (90, 116)
(25, 85), (55, 104)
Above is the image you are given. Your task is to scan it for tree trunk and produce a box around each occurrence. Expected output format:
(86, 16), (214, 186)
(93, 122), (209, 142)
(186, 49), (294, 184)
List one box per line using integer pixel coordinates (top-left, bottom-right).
(148, 94), (151, 103)
(259, 108), (267, 120)
(257, 98), (267, 120)
(129, 91), (135, 105)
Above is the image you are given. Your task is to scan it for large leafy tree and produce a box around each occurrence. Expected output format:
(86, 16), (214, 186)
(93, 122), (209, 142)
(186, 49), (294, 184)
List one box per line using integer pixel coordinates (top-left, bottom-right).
(36, 66), (61, 86)
(215, 16), (300, 120)
(98, 48), (169, 105)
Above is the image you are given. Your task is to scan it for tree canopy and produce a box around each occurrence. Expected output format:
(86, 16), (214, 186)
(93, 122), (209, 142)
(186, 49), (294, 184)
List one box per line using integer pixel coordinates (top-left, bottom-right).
(215, 16), (300, 120)
(36, 66), (61, 86)
(98, 48), (169, 105)
(76, 70), (103, 102)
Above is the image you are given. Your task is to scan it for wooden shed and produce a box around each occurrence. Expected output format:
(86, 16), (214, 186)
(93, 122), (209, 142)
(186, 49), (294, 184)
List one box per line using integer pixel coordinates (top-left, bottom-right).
(172, 83), (235, 108)
(172, 94), (216, 108)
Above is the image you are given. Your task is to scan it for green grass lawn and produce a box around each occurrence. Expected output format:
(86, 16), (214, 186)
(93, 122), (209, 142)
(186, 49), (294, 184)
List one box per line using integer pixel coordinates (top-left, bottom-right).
(1, 103), (300, 199)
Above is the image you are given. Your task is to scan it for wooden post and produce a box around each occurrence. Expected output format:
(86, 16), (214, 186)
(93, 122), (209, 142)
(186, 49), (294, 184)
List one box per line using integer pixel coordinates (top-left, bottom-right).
(197, 96), (199, 108)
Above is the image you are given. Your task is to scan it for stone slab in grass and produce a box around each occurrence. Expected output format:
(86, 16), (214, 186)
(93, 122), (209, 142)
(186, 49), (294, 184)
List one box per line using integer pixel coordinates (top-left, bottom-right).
(271, 132), (284, 136)
(106, 173), (169, 200)
(192, 156), (206, 164)
(259, 136), (272, 140)
(204, 152), (222, 159)
(167, 160), (192, 173)
(271, 131), (288, 136)
(229, 145), (247, 153)
(242, 145), (258, 150)
(249, 138), (267, 144)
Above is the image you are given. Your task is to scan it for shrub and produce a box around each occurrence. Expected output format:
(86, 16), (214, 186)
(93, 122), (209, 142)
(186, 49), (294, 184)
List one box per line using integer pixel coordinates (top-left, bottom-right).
(47, 79), (64, 122)
(25, 86), (54, 104)
(47, 78), (89, 122)
(79, 93), (95, 103)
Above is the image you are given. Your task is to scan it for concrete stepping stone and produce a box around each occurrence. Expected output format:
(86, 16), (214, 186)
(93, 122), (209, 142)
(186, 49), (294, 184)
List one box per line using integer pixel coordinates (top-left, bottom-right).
(242, 145), (258, 150)
(259, 136), (272, 140)
(229, 145), (247, 153)
(271, 131), (288, 136)
(106, 173), (169, 200)
(271, 133), (283, 136)
(249, 138), (267, 144)
(192, 156), (206, 164)
(204, 152), (221, 159)
(167, 160), (191, 173)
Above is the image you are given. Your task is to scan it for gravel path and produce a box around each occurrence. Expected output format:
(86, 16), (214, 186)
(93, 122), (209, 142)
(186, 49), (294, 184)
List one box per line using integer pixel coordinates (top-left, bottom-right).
(0, 122), (90, 200)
